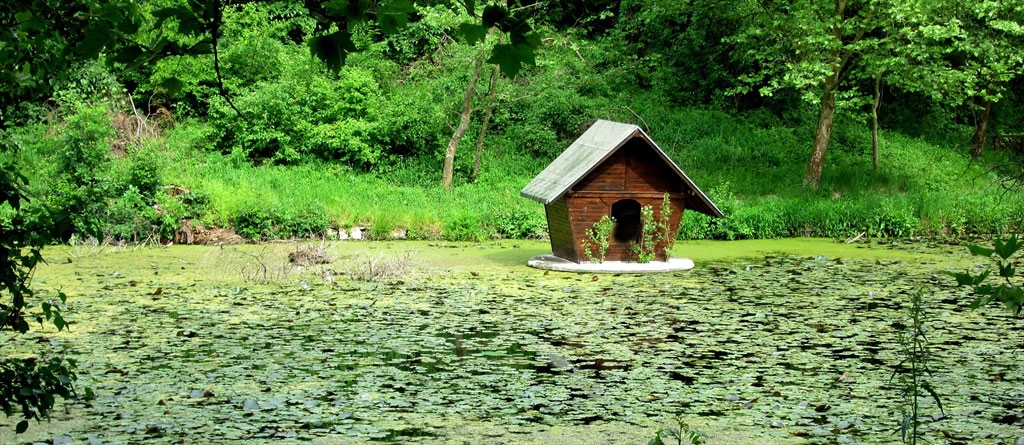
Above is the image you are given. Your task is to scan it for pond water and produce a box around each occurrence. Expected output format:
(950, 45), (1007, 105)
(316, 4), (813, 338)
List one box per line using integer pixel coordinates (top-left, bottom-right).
(3, 239), (1022, 444)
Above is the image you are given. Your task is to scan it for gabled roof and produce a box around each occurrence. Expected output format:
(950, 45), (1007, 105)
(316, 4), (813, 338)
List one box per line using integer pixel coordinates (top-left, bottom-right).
(520, 119), (723, 217)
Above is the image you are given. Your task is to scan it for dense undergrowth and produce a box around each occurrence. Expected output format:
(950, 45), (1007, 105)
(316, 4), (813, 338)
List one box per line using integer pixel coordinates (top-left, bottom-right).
(2, 4), (1023, 244)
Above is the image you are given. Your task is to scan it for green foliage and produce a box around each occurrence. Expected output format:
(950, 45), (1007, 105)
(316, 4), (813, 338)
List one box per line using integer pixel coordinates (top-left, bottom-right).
(648, 415), (708, 445)
(379, 5), (459, 65)
(124, 150), (163, 199)
(221, 36), (285, 85)
(631, 204), (659, 263)
(890, 291), (944, 445)
(945, 236), (1024, 315)
(491, 78), (596, 158)
(581, 215), (615, 263)
(102, 186), (157, 242)
(491, 207), (544, 239)
(52, 60), (126, 110)
(58, 103), (114, 188)
(278, 206), (330, 239)
(1, 356), (83, 434)
(231, 205), (279, 241)
(207, 62), (386, 167)
(0, 157), (83, 431)
(443, 212), (489, 242)
(366, 84), (448, 159)
(656, 194), (675, 252)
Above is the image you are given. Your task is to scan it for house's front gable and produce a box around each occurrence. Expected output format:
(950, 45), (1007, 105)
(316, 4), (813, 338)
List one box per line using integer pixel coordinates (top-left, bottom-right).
(572, 138), (685, 196)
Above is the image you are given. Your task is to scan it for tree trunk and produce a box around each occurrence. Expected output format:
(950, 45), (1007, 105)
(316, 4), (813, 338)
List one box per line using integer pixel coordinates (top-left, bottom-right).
(442, 52), (486, 191)
(472, 63), (500, 180)
(804, 73), (840, 191)
(871, 71), (882, 170)
(971, 95), (992, 158)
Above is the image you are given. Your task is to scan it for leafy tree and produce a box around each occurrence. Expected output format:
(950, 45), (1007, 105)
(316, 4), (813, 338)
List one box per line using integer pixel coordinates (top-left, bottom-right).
(883, 0), (1024, 158)
(0, 1), (129, 432)
(0, 158), (86, 433)
(728, 0), (885, 191)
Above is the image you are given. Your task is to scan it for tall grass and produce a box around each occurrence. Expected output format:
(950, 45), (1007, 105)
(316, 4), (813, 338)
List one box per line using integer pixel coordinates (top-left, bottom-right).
(159, 123), (546, 240)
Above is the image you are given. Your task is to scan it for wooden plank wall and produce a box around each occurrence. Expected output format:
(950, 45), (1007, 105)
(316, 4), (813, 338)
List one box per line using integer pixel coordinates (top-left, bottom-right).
(544, 197), (578, 262)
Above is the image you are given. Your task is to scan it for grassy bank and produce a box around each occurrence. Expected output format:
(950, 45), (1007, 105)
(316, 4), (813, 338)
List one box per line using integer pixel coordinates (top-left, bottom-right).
(146, 94), (1024, 243)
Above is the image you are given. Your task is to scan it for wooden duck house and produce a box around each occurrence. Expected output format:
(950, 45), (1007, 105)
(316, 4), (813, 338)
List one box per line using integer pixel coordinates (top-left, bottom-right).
(521, 120), (722, 263)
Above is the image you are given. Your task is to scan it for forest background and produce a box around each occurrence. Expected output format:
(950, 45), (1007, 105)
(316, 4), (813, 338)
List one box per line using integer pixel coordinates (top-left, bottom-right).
(3, 0), (1024, 246)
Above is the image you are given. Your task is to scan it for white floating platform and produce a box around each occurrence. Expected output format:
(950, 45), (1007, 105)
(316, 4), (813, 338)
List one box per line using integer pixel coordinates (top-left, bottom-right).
(527, 254), (694, 274)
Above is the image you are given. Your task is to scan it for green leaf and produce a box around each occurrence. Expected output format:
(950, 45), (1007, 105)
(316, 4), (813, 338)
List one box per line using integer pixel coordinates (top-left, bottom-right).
(481, 4), (508, 27)
(969, 295), (993, 309)
(379, 0), (416, 34)
(75, 25), (113, 57)
(310, 31), (356, 72)
(967, 244), (995, 257)
(486, 43), (535, 78)
(16, 420), (28, 434)
(952, 269), (990, 286)
(976, 282), (994, 295)
(378, 14), (407, 35)
(458, 23), (489, 45)
(513, 43), (535, 67)
(111, 45), (144, 65)
(161, 77), (185, 96)
(152, 6), (190, 29)
(994, 236), (1023, 260)
(998, 261), (1015, 278)
(16, 12), (44, 33)
(647, 429), (665, 445)
(921, 381), (944, 414)
(191, 43), (214, 55)
(53, 313), (67, 332)
(324, 0), (370, 20)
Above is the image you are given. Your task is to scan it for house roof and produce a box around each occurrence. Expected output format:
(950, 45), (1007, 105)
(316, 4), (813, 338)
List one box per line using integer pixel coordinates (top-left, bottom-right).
(520, 119), (723, 217)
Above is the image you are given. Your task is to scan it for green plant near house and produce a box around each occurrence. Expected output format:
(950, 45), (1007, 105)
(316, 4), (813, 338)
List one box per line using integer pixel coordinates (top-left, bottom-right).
(581, 215), (615, 263)
(656, 193), (676, 252)
(890, 290), (944, 445)
(631, 205), (658, 263)
(632, 195), (676, 263)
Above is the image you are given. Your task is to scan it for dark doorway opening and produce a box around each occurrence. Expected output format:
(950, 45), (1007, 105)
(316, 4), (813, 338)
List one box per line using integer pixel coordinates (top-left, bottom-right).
(611, 199), (641, 243)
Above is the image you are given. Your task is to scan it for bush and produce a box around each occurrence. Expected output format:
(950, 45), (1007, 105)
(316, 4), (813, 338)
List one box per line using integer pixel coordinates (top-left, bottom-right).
(123, 151), (163, 199)
(443, 212), (490, 242)
(491, 207), (545, 239)
(278, 207), (329, 238)
(207, 62), (385, 167)
(102, 186), (157, 242)
(232, 206), (279, 241)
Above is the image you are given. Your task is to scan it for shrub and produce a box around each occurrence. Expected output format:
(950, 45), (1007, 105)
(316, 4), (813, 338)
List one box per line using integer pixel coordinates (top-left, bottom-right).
(123, 151), (163, 199)
(678, 212), (714, 241)
(491, 207), (545, 239)
(102, 186), (156, 242)
(232, 206), (279, 241)
(207, 63), (385, 167)
(443, 212), (489, 242)
(278, 207), (329, 239)
(581, 215), (615, 263)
